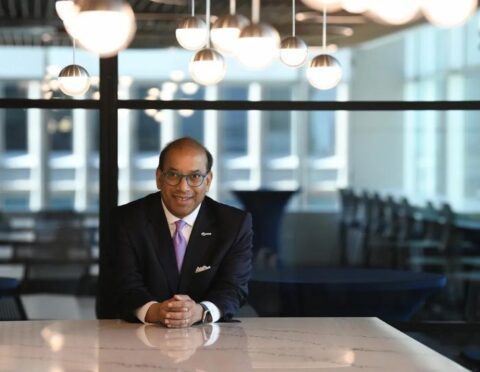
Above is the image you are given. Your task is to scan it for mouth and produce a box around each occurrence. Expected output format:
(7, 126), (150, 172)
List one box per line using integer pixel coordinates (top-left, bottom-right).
(173, 195), (192, 202)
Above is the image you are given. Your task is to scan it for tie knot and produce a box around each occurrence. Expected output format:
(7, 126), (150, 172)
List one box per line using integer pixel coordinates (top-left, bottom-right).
(175, 220), (186, 231)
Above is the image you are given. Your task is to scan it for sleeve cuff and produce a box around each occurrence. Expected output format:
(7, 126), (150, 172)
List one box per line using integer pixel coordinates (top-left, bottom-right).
(135, 301), (158, 324)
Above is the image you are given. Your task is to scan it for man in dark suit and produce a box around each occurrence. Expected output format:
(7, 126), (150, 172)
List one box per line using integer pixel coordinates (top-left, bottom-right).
(106, 137), (253, 327)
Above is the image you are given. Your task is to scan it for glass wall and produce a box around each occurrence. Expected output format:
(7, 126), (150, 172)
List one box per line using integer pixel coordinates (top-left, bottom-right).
(0, 108), (99, 319)
(0, 47), (99, 100)
(1, 9), (479, 324)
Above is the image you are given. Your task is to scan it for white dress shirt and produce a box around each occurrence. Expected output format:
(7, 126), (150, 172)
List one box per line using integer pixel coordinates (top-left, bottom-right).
(135, 200), (221, 324)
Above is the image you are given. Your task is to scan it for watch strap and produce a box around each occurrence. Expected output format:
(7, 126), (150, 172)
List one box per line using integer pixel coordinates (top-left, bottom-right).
(200, 302), (212, 323)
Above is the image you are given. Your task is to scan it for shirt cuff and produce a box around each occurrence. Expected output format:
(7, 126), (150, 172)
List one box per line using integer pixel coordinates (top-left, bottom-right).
(200, 301), (221, 323)
(135, 301), (158, 324)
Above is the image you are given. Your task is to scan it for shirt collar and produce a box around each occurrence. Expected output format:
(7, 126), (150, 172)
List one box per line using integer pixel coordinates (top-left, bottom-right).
(161, 198), (202, 228)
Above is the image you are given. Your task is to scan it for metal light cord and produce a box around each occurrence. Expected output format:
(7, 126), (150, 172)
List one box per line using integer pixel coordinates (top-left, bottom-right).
(230, 0), (235, 15)
(292, 0), (295, 36)
(206, 0), (210, 47)
(322, 2), (326, 51)
(252, 0), (260, 23)
(191, 0), (194, 16)
(72, 38), (76, 64)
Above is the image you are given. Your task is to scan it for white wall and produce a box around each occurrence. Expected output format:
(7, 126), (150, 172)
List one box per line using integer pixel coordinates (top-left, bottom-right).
(348, 36), (406, 195)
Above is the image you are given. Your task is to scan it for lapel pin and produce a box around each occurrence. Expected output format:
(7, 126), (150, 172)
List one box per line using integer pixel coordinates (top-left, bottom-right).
(201, 232), (212, 236)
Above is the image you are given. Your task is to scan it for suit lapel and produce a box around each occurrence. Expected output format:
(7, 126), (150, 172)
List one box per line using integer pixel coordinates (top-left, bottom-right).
(178, 200), (217, 293)
(145, 193), (179, 293)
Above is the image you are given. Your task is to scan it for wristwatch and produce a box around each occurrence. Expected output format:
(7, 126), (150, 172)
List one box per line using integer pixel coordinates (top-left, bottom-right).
(200, 303), (213, 324)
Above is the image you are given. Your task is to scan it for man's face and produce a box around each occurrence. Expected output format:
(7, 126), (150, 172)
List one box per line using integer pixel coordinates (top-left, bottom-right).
(156, 146), (212, 218)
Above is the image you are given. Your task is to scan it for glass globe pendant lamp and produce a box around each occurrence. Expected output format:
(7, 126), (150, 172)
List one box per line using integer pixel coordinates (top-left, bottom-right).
(307, 3), (342, 90)
(211, 0), (248, 55)
(176, 0), (208, 50)
(55, 0), (77, 23)
(421, 0), (477, 28)
(190, 49), (226, 85)
(280, 0), (308, 67)
(301, 0), (343, 12)
(281, 36), (308, 67)
(189, 0), (226, 85)
(368, 0), (420, 25)
(58, 64), (90, 96)
(64, 0), (136, 58)
(340, 0), (369, 14)
(58, 40), (90, 96)
(307, 54), (342, 89)
(236, 0), (280, 69)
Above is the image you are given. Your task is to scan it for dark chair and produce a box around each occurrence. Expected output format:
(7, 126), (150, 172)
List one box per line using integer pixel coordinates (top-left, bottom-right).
(365, 194), (398, 268)
(344, 191), (372, 267)
(405, 203), (479, 317)
(338, 188), (358, 265)
(406, 203), (456, 273)
(368, 197), (416, 269)
(18, 211), (93, 295)
(0, 277), (27, 320)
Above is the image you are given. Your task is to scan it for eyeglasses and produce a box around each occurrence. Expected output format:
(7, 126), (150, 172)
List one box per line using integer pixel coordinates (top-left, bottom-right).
(162, 170), (209, 187)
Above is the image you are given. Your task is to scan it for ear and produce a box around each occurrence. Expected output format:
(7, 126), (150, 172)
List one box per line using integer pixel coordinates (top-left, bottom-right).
(205, 171), (213, 192)
(155, 168), (162, 190)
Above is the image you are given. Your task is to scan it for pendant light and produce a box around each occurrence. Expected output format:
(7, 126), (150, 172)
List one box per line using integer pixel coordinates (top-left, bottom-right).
(421, 0), (477, 28)
(55, 0), (76, 23)
(340, 0), (369, 14)
(280, 0), (308, 67)
(176, 0), (208, 50)
(65, 0), (136, 58)
(236, 0), (280, 69)
(301, 0), (343, 12)
(189, 0), (226, 85)
(307, 3), (342, 90)
(210, 0), (248, 54)
(368, 0), (419, 25)
(58, 39), (91, 96)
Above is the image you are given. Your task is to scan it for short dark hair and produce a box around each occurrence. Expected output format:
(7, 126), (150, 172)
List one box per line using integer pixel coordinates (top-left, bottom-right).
(158, 137), (213, 172)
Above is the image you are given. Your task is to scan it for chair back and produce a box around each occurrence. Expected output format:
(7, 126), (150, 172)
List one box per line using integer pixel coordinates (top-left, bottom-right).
(0, 277), (27, 321)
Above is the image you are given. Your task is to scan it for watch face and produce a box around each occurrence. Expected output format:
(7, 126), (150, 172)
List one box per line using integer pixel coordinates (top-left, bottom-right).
(202, 307), (212, 323)
(205, 310), (213, 323)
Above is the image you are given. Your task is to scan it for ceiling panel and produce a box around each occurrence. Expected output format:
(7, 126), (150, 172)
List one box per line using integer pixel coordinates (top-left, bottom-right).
(0, 0), (468, 49)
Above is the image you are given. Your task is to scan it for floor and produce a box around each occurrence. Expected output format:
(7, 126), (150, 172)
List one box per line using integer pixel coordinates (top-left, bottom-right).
(404, 327), (480, 371)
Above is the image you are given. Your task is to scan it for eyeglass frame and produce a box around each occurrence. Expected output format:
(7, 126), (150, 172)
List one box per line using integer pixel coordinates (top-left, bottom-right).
(161, 170), (210, 187)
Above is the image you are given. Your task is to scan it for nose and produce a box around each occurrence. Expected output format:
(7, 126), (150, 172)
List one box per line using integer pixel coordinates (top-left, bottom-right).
(178, 175), (191, 191)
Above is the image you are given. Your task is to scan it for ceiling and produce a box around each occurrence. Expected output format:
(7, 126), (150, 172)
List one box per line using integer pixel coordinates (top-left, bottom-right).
(0, 0), (437, 50)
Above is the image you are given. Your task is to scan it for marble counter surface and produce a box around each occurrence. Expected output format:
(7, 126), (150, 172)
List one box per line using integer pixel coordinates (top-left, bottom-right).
(0, 317), (468, 371)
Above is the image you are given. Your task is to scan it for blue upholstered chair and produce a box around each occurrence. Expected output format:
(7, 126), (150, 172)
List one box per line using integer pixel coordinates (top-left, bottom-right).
(0, 277), (26, 320)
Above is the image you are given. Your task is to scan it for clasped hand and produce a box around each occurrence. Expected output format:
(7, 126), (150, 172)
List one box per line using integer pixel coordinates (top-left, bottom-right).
(145, 294), (203, 328)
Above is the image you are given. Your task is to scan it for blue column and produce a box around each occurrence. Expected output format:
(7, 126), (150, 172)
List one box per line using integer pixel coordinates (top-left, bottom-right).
(234, 189), (298, 267)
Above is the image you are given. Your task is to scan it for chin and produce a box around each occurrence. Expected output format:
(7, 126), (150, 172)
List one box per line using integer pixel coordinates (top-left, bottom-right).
(172, 206), (192, 218)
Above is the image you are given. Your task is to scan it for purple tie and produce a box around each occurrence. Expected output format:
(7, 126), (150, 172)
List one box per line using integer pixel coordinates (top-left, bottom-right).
(173, 220), (187, 272)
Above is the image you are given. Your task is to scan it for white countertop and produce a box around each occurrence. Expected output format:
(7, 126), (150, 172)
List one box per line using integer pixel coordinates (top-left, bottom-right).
(0, 317), (468, 371)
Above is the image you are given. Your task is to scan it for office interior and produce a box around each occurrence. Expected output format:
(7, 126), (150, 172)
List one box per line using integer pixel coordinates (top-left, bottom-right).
(0, 1), (480, 369)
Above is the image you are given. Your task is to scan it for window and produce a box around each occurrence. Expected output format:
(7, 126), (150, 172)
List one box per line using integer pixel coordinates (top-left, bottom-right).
(220, 85), (248, 156)
(177, 87), (205, 143)
(136, 87), (160, 152)
(3, 85), (28, 151)
(263, 86), (292, 157)
(48, 109), (73, 152)
(309, 89), (336, 158)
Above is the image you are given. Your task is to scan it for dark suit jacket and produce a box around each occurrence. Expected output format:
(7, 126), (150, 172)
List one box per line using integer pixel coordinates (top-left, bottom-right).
(98, 192), (253, 322)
